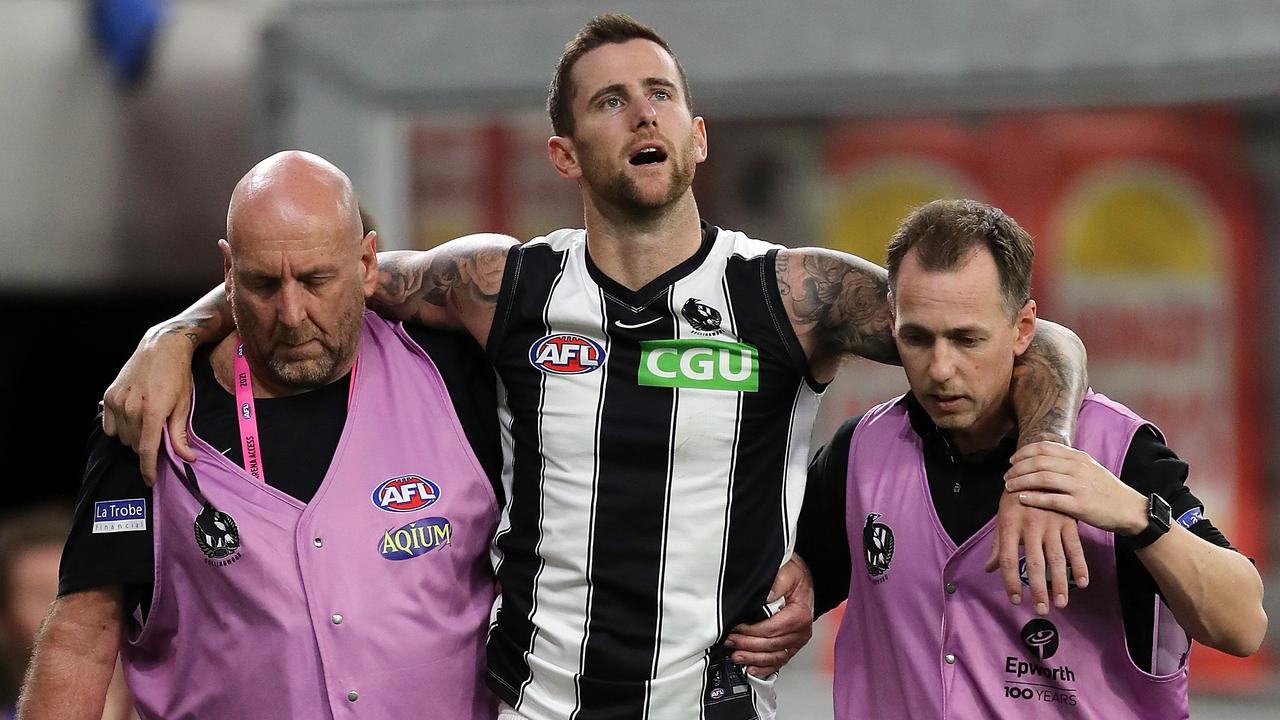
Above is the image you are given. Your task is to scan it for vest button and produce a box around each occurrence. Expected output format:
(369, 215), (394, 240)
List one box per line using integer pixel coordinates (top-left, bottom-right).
(331, 614), (344, 625)
(347, 691), (359, 702)
(944, 653), (956, 664)
(945, 583), (957, 594)
(313, 537), (324, 548)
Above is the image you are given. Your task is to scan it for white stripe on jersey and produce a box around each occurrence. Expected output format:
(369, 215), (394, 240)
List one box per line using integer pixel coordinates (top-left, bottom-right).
(516, 240), (606, 720)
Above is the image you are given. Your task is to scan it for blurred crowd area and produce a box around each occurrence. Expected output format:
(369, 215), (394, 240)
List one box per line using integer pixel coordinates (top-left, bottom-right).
(2, 0), (1278, 714)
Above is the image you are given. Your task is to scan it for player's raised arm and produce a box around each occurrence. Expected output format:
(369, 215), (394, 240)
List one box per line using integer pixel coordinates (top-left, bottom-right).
(776, 248), (1088, 441)
(775, 247), (898, 380)
(102, 284), (232, 482)
(371, 233), (517, 345)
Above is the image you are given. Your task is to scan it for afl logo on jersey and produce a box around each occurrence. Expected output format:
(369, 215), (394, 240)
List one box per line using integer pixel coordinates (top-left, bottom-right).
(529, 334), (606, 375)
(372, 475), (441, 513)
(863, 513), (895, 581)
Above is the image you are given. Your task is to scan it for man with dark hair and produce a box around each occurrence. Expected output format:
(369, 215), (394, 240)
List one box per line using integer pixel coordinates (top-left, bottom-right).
(20, 152), (503, 719)
(547, 14), (692, 139)
(101, 16), (1091, 720)
(794, 199), (1266, 718)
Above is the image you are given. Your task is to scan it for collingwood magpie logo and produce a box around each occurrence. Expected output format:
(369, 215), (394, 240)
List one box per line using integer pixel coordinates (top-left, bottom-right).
(682, 298), (723, 335)
(194, 503), (242, 563)
(1020, 618), (1060, 661)
(863, 513), (894, 580)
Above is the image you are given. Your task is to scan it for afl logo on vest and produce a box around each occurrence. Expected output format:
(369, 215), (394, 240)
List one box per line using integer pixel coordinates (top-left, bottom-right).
(193, 503), (242, 567)
(371, 475), (440, 513)
(862, 513), (894, 582)
(529, 334), (606, 375)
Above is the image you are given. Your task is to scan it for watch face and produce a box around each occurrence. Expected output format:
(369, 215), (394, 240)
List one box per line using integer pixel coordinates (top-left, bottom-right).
(1150, 494), (1172, 532)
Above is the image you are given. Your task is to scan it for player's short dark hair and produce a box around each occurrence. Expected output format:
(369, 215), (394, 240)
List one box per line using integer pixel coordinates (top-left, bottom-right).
(886, 199), (1034, 318)
(548, 13), (692, 138)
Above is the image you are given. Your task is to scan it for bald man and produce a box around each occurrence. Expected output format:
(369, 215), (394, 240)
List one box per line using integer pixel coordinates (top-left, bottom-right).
(17, 152), (503, 719)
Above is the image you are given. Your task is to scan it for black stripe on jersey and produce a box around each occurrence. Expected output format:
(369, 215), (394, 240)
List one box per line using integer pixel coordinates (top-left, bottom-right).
(486, 243), (567, 707)
(576, 287), (678, 720)
(570, 287), (611, 719)
(646, 289), (683, 687)
(702, 275), (746, 720)
(485, 245), (523, 358)
(713, 274), (745, 642)
(716, 254), (803, 634)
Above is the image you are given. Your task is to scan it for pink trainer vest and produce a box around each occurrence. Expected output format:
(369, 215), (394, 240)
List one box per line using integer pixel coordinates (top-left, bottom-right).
(123, 313), (500, 720)
(833, 392), (1189, 719)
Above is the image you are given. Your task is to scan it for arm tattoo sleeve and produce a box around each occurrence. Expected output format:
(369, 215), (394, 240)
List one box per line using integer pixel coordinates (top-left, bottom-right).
(779, 249), (899, 365)
(146, 286), (232, 348)
(1010, 321), (1088, 447)
(373, 242), (509, 324)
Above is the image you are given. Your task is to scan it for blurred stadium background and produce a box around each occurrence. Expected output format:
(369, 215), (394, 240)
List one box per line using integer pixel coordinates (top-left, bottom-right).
(2, 1), (1278, 717)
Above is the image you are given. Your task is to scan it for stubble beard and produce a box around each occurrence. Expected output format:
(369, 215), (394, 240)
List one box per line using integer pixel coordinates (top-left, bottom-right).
(231, 286), (364, 393)
(589, 135), (697, 219)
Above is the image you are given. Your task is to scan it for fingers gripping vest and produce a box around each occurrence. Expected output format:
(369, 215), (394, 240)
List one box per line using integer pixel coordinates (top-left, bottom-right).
(123, 313), (499, 720)
(833, 393), (1190, 719)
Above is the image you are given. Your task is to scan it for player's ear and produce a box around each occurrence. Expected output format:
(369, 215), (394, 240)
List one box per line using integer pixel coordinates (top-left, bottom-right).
(1013, 299), (1037, 356)
(360, 231), (378, 298)
(548, 136), (581, 180)
(220, 239), (234, 303)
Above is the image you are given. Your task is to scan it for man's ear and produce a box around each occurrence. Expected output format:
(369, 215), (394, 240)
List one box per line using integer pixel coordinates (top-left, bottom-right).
(888, 288), (898, 338)
(692, 116), (708, 164)
(219, 239), (233, 304)
(1013, 299), (1037, 356)
(360, 231), (378, 298)
(548, 136), (581, 180)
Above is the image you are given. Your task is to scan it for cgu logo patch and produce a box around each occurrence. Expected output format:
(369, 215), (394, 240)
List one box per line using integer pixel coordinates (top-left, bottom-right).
(379, 517), (453, 561)
(637, 339), (758, 392)
(371, 475), (440, 513)
(529, 334), (606, 375)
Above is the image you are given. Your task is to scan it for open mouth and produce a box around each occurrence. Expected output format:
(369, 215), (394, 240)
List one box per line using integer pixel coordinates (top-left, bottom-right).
(629, 146), (668, 166)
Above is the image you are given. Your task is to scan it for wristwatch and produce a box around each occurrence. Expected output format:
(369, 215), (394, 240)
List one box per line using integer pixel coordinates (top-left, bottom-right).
(1128, 493), (1172, 550)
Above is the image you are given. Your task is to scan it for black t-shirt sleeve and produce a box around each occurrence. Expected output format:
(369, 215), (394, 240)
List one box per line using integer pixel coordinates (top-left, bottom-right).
(404, 325), (504, 506)
(795, 415), (862, 619)
(58, 414), (156, 604)
(1118, 425), (1234, 549)
(1115, 424), (1237, 672)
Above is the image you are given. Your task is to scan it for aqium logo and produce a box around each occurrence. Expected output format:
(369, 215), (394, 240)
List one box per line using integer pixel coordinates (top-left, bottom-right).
(637, 339), (758, 392)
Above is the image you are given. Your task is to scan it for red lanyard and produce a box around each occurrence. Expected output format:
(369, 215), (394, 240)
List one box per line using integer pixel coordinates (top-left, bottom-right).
(232, 337), (356, 484)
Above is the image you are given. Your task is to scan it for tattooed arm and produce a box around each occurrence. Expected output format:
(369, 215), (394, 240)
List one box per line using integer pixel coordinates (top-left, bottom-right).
(102, 234), (516, 483)
(775, 247), (1086, 437)
(778, 246), (1092, 613)
(775, 248), (897, 383)
(370, 233), (517, 346)
(102, 285), (232, 482)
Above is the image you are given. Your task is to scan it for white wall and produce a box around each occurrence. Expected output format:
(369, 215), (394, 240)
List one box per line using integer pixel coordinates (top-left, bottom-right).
(0, 0), (276, 291)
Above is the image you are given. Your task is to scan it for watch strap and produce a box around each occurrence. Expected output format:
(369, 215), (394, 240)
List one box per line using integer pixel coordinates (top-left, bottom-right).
(1127, 493), (1171, 550)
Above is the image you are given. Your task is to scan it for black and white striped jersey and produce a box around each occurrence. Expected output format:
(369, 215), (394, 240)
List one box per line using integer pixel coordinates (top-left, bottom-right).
(485, 224), (823, 720)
